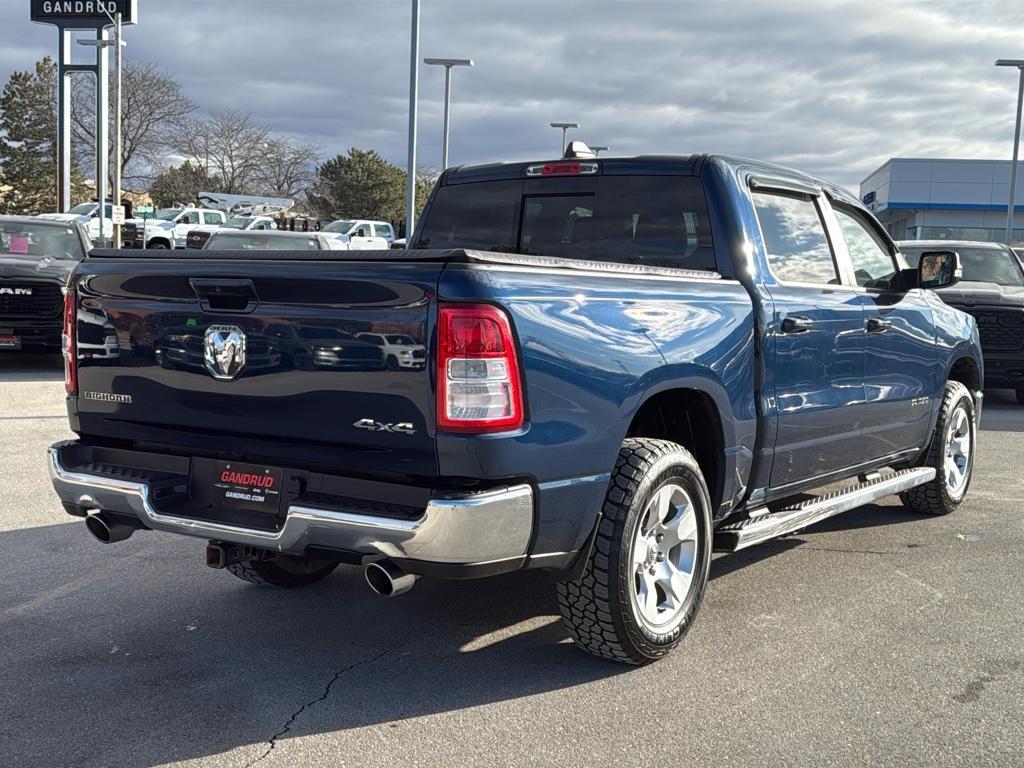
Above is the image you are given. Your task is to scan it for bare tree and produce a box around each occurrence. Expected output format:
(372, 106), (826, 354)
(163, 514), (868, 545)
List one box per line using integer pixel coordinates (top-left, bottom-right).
(71, 62), (195, 187)
(168, 110), (271, 194)
(255, 138), (320, 199)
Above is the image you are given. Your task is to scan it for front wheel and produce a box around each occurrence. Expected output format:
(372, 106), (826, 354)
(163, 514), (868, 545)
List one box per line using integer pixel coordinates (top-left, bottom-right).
(557, 438), (712, 665)
(901, 380), (976, 515)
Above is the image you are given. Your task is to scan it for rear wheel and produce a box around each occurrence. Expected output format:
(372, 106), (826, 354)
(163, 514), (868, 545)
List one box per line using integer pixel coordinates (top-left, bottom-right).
(226, 555), (338, 588)
(901, 380), (975, 515)
(557, 438), (712, 665)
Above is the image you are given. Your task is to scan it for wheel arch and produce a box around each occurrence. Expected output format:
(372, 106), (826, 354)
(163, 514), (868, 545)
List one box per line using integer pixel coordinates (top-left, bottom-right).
(947, 355), (981, 403)
(623, 384), (728, 513)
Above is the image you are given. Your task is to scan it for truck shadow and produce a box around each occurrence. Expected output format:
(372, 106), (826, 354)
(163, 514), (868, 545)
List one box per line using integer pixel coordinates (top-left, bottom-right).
(1, 521), (627, 767)
(0, 351), (63, 382)
(2, 500), (933, 766)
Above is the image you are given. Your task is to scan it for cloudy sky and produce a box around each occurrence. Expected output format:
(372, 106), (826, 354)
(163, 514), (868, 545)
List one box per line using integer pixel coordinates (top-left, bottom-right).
(3, 0), (1024, 193)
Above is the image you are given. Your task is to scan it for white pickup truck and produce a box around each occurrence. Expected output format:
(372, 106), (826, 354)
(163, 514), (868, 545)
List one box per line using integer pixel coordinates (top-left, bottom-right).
(141, 207), (227, 249)
(39, 201), (116, 242)
(319, 219), (395, 250)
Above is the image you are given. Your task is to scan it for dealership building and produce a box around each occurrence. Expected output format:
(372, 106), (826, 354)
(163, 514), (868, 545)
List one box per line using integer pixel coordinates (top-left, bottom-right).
(859, 158), (1024, 244)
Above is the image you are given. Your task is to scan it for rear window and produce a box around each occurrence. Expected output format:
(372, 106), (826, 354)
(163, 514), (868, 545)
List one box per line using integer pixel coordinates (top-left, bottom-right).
(415, 175), (716, 271)
(205, 233), (321, 251)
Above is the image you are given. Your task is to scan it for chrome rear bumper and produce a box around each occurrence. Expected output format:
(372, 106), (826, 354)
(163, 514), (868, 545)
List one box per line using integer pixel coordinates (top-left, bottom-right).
(48, 445), (533, 566)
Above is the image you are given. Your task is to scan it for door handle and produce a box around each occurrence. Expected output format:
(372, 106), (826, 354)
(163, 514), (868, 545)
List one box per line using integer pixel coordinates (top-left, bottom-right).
(866, 317), (892, 333)
(780, 316), (814, 334)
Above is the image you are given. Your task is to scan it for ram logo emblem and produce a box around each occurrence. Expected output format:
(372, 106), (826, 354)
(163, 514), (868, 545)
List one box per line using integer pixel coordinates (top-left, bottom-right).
(204, 324), (247, 380)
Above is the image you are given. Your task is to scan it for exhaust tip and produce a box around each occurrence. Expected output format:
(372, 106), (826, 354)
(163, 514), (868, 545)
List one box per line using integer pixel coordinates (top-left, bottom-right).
(364, 560), (418, 597)
(85, 513), (136, 544)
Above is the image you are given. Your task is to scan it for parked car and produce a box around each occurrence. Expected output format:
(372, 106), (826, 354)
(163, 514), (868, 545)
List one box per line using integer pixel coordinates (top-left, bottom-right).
(0, 216), (89, 350)
(898, 240), (1024, 404)
(49, 150), (981, 665)
(141, 207), (227, 249)
(202, 230), (335, 251)
(319, 219), (393, 250)
(186, 215), (279, 249)
(357, 332), (426, 369)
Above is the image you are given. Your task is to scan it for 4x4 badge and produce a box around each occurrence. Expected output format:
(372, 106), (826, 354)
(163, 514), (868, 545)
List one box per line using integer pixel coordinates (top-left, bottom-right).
(353, 418), (417, 435)
(204, 325), (247, 380)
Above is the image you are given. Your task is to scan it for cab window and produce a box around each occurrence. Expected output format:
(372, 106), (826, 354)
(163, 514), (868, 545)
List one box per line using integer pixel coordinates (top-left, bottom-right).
(834, 208), (898, 290)
(752, 192), (839, 285)
(203, 212), (222, 225)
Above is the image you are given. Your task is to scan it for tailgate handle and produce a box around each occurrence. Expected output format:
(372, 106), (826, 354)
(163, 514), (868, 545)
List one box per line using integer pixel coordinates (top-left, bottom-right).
(189, 278), (259, 314)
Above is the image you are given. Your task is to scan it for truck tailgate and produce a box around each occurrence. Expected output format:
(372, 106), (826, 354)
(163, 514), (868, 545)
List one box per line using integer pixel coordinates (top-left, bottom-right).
(72, 253), (441, 477)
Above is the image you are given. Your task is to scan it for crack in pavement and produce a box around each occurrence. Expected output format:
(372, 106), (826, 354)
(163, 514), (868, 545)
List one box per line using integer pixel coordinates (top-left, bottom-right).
(245, 644), (403, 767)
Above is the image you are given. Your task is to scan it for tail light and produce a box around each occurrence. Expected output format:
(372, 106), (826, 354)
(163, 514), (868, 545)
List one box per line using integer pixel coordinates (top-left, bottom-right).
(62, 288), (77, 395)
(436, 304), (524, 433)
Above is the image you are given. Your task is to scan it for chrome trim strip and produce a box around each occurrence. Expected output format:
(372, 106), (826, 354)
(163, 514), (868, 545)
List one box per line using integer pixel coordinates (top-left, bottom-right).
(717, 467), (935, 552)
(48, 446), (533, 564)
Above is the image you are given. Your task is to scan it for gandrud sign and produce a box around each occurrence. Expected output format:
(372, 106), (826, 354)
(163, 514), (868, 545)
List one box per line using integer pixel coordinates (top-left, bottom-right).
(30, 0), (136, 24)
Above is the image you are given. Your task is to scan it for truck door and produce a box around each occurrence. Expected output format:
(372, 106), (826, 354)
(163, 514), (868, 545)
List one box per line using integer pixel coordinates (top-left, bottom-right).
(349, 224), (376, 250)
(827, 202), (937, 458)
(173, 210), (201, 247)
(752, 189), (868, 490)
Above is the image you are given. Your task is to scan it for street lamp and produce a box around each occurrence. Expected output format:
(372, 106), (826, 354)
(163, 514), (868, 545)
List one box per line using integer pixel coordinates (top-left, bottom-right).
(550, 122), (579, 155)
(996, 59), (1024, 244)
(79, 12), (125, 248)
(591, 146), (609, 156)
(424, 58), (474, 169)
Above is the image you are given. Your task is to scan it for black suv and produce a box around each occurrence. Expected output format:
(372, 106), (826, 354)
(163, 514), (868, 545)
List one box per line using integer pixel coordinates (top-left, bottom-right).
(900, 240), (1024, 402)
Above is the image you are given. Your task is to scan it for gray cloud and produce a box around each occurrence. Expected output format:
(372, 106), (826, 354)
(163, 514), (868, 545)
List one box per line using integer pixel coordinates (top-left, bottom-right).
(4, 0), (1024, 192)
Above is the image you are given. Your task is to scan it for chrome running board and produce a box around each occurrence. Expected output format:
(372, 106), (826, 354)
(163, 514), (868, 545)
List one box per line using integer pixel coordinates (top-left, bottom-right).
(714, 467), (936, 552)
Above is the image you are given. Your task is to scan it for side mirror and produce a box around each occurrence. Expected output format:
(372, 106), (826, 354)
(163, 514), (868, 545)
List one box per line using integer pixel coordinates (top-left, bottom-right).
(917, 250), (961, 290)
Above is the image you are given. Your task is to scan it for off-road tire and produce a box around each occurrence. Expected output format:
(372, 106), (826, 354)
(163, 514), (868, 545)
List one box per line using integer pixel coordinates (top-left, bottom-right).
(226, 556), (338, 588)
(556, 438), (712, 665)
(900, 380), (976, 515)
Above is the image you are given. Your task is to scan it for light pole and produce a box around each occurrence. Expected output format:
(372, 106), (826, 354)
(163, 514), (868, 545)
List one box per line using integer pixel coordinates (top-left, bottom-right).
(424, 58), (474, 169)
(997, 59), (1024, 244)
(591, 146), (609, 156)
(79, 13), (125, 247)
(405, 0), (421, 243)
(550, 122), (579, 155)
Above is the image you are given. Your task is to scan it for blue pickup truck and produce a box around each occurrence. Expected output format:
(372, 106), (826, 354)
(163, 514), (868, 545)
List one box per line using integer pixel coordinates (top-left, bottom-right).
(48, 149), (982, 664)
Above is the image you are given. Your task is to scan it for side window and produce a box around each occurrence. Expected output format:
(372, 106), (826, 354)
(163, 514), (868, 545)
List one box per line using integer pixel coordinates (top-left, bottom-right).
(752, 192), (839, 285)
(374, 224), (392, 239)
(179, 211), (199, 225)
(203, 212), (222, 225)
(833, 208), (898, 290)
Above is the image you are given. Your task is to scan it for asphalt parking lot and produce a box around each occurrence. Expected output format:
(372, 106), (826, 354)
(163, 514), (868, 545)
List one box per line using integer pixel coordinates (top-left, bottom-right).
(2, 351), (1022, 768)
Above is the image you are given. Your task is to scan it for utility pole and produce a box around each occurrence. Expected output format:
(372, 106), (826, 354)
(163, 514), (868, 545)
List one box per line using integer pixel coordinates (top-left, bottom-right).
(996, 60), (1024, 244)
(405, 0), (420, 242)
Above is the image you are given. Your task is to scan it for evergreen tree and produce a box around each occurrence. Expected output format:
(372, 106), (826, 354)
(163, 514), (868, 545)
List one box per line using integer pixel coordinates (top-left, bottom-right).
(0, 57), (85, 214)
(307, 149), (407, 222)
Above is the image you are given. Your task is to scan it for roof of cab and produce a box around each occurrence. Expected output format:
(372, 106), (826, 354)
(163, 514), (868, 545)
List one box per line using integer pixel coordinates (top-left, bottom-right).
(441, 153), (861, 206)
